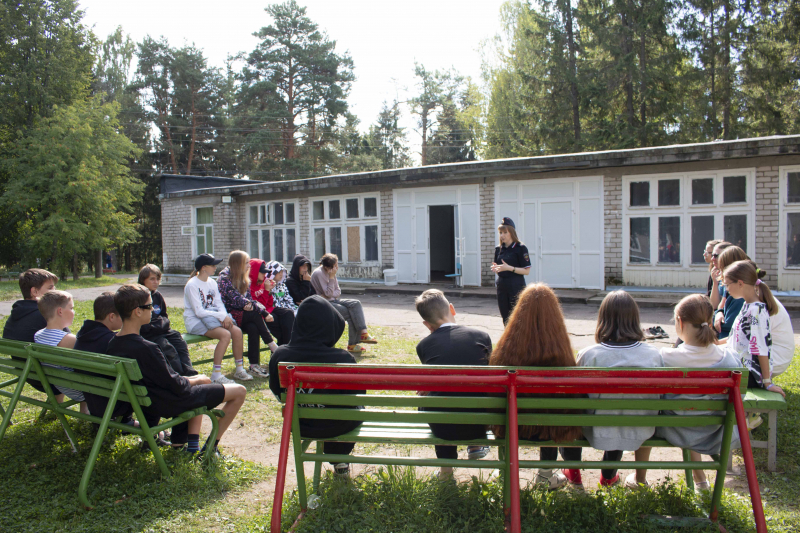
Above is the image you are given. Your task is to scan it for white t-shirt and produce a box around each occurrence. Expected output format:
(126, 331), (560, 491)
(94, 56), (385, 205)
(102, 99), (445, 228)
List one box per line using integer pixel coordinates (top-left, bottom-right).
(184, 276), (228, 324)
(661, 342), (725, 368)
(770, 300), (795, 376)
(725, 301), (772, 386)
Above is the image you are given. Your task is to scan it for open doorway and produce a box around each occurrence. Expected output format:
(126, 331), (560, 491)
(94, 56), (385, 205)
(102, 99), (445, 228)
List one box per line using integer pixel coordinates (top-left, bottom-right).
(429, 205), (455, 282)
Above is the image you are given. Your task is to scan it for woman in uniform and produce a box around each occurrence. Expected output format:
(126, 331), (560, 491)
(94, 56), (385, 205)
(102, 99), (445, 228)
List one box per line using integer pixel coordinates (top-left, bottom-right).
(491, 217), (531, 325)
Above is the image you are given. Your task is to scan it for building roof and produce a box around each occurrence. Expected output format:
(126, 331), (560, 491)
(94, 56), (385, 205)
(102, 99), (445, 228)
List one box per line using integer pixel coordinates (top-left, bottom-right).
(159, 135), (800, 200)
(159, 174), (264, 195)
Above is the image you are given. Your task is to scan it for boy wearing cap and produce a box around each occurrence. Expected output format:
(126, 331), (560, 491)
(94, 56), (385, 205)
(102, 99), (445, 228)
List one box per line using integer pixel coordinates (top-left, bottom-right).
(184, 254), (248, 384)
(490, 217), (531, 325)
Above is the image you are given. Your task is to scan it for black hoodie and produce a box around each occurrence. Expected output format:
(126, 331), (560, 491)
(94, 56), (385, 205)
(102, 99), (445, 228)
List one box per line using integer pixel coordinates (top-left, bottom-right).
(2, 299), (47, 342)
(269, 295), (363, 436)
(285, 254), (316, 306)
(140, 290), (170, 338)
(74, 320), (116, 354)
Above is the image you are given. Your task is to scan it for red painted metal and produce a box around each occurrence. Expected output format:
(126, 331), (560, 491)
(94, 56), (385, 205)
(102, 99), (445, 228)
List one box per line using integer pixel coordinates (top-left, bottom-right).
(506, 372), (521, 533)
(271, 367), (298, 533)
(730, 373), (767, 533)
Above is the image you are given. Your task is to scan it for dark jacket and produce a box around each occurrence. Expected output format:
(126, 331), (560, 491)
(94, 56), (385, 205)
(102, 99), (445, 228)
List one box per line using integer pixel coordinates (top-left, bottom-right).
(140, 291), (170, 338)
(269, 295), (363, 436)
(285, 254), (315, 306)
(2, 299), (47, 342)
(74, 320), (116, 354)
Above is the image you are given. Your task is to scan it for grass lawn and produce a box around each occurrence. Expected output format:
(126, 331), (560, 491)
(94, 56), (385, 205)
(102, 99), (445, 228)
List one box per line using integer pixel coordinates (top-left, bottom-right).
(0, 276), (127, 302)
(0, 300), (798, 532)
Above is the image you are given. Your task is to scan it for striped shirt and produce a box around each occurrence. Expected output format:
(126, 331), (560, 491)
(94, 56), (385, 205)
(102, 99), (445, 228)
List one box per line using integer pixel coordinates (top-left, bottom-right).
(33, 328), (84, 402)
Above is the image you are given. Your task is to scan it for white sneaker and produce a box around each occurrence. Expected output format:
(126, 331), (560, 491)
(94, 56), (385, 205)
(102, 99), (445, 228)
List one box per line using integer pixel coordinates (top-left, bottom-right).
(233, 367), (254, 381)
(248, 365), (269, 378)
(211, 374), (236, 385)
(746, 413), (763, 430)
(624, 473), (650, 490)
(533, 470), (567, 490)
(695, 481), (711, 493)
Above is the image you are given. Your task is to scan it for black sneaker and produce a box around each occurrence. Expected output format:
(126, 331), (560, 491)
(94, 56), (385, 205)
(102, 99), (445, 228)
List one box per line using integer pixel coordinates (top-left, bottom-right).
(141, 435), (172, 451)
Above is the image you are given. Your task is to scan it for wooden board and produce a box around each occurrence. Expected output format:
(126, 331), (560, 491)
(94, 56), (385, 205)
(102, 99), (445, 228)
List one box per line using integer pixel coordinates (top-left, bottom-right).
(347, 226), (360, 262)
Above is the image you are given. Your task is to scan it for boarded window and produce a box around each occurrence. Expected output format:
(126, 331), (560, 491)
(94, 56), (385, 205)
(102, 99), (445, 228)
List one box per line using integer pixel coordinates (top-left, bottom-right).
(787, 213), (800, 266)
(329, 200), (341, 220)
(691, 179), (714, 205)
(347, 226), (361, 262)
(630, 182), (649, 206)
(286, 203), (295, 223)
(658, 216), (680, 263)
(629, 218), (650, 263)
(314, 228), (325, 260)
(312, 201), (324, 221)
(346, 198), (359, 218)
(691, 216), (715, 264)
(723, 176), (747, 203)
(364, 197), (377, 217)
(788, 173), (800, 203)
(658, 180), (680, 206)
(330, 227), (342, 259)
(286, 228), (296, 260)
(724, 215), (747, 253)
(365, 225), (379, 261)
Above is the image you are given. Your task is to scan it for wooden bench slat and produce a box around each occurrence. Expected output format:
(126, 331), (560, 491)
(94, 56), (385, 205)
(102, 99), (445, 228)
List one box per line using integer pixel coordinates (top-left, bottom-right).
(743, 389), (787, 410)
(0, 361), (149, 397)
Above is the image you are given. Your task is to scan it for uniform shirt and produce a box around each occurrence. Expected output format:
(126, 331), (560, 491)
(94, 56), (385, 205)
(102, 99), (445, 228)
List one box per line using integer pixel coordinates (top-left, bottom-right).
(493, 242), (531, 279)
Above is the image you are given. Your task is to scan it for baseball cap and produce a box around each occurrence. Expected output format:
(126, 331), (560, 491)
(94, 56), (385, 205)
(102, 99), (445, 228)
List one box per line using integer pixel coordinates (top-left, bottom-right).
(195, 253), (222, 271)
(501, 217), (516, 229)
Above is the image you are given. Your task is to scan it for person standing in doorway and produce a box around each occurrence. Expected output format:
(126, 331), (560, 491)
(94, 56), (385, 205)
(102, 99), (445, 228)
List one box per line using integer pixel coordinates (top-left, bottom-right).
(491, 217), (531, 325)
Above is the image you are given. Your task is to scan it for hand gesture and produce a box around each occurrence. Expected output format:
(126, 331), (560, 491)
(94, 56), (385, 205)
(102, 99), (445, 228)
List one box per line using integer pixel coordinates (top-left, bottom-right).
(222, 316), (233, 329)
(711, 266), (722, 282)
(713, 311), (724, 332)
(244, 303), (253, 312)
(302, 271), (312, 282)
(265, 278), (276, 291)
(265, 313), (274, 323)
(767, 384), (786, 398)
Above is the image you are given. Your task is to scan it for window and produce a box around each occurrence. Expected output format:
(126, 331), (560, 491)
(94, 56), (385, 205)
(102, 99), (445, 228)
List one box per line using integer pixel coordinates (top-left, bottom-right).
(364, 197), (377, 218)
(787, 213), (800, 266)
(309, 195), (380, 264)
(788, 172), (800, 204)
(246, 201), (297, 263)
(724, 215), (748, 252)
(658, 180), (680, 206)
(723, 176), (747, 203)
(691, 216), (714, 264)
(195, 207), (213, 255)
(629, 218), (650, 263)
(658, 217), (680, 263)
(692, 178), (714, 205)
(346, 198), (359, 219)
(630, 182), (649, 206)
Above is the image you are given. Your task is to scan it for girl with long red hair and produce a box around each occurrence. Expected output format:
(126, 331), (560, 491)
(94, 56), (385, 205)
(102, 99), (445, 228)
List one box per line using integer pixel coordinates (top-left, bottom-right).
(488, 283), (583, 490)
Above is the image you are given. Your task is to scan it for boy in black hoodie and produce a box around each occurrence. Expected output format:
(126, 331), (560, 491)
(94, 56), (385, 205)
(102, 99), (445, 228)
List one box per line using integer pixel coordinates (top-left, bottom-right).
(285, 254), (316, 306)
(138, 264), (197, 376)
(269, 295), (363, 477)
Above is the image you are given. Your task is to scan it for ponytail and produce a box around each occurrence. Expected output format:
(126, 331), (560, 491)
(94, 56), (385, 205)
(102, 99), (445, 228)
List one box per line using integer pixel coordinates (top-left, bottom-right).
(189, 270), (198, 278)
(723, 260), (779, 316)
(674, 294), (717, 347)
(755, 278), (779, 317)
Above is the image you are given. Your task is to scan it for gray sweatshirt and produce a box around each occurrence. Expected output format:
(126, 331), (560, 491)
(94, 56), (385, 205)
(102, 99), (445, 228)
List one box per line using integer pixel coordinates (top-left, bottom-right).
(576, 342), (664, 451)
(310, 266), (341, 300)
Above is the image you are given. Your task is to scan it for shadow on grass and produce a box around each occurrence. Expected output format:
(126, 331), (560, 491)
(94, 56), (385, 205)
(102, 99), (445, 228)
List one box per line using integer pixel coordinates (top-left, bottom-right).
(0, 415), (271, 533)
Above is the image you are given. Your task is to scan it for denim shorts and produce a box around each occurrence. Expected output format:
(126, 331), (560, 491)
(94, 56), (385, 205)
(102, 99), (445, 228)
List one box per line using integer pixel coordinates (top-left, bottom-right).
(186, 312), (234, 335)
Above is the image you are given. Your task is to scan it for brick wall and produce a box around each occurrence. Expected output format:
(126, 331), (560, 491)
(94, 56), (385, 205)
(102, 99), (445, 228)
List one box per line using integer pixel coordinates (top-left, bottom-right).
(755, 166), (779, 285)
(298, 198), (310, 257)
(380, 190), (394, 269)
(160, 199), (193, 273)
(480, 182), (496, 287)
(604, 174), (623, 282)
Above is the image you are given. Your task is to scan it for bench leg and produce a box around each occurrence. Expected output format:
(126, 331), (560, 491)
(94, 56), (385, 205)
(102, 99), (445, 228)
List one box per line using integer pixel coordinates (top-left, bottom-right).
(682, 449), (694, 493)
(313, 442), (323, 493)
(29, 358), (78, 452)
(271, 386), (297, 533)
(0, 378), (27, 443)
(767, 410), (777, 472)
(202, 410), (222, 468)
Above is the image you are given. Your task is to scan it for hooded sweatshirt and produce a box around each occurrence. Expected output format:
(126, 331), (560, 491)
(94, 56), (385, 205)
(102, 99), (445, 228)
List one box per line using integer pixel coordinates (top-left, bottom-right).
(265, 261), (297, 314)
(74, 320), (116, 354)
(269, 295), (364, 435)
(2, 299), (48, 342)
(140, 290), (170, 338)
(286, 254), (316, 305)
(249, 258), (275, 313)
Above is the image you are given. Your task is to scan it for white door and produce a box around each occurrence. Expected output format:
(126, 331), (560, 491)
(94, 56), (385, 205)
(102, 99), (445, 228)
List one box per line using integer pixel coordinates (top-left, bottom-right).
(539, 200), (574, 287)
(522, 201), (537, 284)
(414, 206), (429, 283)
(395, 199), (414, 283)
(453, 205), (465, 288)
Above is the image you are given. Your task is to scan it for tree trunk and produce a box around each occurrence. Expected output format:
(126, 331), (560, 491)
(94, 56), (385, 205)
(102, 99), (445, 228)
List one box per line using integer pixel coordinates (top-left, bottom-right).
(621, 12), (636, 130)
(72, 252), (80, 281)
(638, 30), (647, 145)
(710, 9), (718, 139)
(722, 0), (732, 139)
(186, 85), (197, 175)
(125, 246), (132, 273)
(421, 109), (429, 166)
(562, 0), (581, 146)
(96, 249), (103, 278)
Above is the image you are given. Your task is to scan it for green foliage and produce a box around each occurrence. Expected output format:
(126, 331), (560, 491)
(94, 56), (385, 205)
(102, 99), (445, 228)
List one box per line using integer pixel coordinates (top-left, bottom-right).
(1, 96), (143, 278)
(0, 276), (123, 302)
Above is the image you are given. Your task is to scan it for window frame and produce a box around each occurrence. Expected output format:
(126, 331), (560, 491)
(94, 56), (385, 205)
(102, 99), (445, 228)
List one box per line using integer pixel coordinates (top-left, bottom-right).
(193, 205), (215, 257)
(245, 199), (299, 263)
(622, 169), (755, 269)
(779, 165), (800, 272)
(307, 193), (381, 264)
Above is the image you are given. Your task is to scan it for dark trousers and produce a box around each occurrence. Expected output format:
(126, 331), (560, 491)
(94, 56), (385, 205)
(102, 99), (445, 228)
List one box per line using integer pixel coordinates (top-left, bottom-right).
(150, 330), (197, 376)
(301, 419), (361, 466)
(556, 447), (623, 479)
(241, 309), (274, 366)
(496, 279), (526, 325)
(267, 307), (295, 345)
(430, 422), (488, 460)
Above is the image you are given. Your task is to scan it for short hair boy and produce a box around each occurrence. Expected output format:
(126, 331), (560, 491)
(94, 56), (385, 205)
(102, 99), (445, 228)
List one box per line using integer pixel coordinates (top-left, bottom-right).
(414, 289), (493, 479)
(33, 290), (88, 413)
(107, 284), (246, 455)
(74, 292), (122, 355)
(138, 264), (197, 376)
(2, 268), (59, 342)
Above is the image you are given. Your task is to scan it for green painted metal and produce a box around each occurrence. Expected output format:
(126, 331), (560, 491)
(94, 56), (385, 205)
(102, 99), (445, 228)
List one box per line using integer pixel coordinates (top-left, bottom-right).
(682, 448), (695, 493)
(743, 389), (787, 410)
(710, 403), (736, 521)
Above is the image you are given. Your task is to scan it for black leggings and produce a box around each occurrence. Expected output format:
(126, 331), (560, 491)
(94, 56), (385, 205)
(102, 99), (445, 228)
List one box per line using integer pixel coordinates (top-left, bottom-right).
(496, 279), (526, 325)
(557, 448), (623, 479)
(267, 307), (295, 345)
(241, 309), (274, 366)
(430, 422), (488, 460)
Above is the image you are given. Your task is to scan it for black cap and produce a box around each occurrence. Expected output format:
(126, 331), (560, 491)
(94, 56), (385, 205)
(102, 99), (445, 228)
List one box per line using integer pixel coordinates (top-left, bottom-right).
(259, 262), (268, 274)
(195, 253), (222, 271)
(501, 217), (516, 229)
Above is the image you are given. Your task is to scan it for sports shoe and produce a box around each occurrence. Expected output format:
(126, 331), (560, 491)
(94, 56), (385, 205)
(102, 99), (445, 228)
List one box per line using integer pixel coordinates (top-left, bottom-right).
(141, 434), (171, 450)
(624, 473), (650, 490)
(347, 345), (367, 355)
(533, 470), (567, 490)
(746, 413), (763, 430)
(561, 468), (584, 490)
(233, 367), (254, 381)
(211, 374), (236, 385)
(333, 463), (350, 478)
(599, 473), (621, 487)
(248, 364), (269, 378)
(467, 446), (490, 460)
(695, 481), (711, 492)
(359, 333), (378, 344)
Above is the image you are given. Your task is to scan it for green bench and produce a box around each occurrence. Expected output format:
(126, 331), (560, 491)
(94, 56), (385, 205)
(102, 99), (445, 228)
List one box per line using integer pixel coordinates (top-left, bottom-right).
(182, 333), (269, 366)
(271, 363), (769, 533)
(742, 388), (787, 471)
(0, 339), (224, 508)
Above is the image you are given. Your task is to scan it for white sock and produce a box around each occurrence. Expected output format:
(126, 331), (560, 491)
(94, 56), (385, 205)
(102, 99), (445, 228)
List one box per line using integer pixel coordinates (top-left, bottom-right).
(235, 359), (244, 369)
(210, 371), (223, 380)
